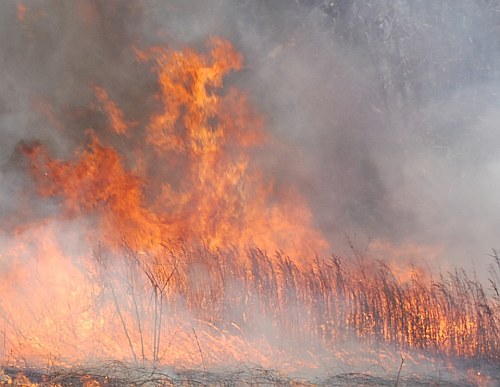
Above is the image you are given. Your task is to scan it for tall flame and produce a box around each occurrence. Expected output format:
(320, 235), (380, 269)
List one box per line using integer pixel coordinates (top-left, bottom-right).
(1, 33), (498, 381)
(22, 38), (327, 265)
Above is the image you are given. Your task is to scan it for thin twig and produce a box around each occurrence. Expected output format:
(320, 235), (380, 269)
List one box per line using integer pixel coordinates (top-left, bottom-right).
(395, 355), (404, 387)
(192, 328), (206, 373)
(110, 282), (138, 366)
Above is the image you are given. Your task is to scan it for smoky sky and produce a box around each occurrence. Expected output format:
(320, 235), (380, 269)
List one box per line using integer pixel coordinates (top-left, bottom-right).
(1, 0), (500, 279)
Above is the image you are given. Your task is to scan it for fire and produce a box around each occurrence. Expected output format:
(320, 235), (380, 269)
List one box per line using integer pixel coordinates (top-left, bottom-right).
(21, 37), (327, 266)
(16, 2), (26, 23)
(1, 31), (499, 382)
(1, 37), (332, 370)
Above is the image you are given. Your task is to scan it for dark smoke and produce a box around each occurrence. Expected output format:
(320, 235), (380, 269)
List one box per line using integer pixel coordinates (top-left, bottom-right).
(1, 0), (500, 280)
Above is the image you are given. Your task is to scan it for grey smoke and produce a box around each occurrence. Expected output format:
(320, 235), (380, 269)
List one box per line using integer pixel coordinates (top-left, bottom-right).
(1, 0), (500, 280)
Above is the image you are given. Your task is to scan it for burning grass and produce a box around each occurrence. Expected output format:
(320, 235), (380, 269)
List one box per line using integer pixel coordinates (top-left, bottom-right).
(1, 239), (499, 384)
(113, 243), (500, 364)
(1, 32), (499, 385)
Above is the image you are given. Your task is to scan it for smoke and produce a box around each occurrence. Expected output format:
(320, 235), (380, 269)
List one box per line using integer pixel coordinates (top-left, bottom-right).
(1, 0), (500, 280)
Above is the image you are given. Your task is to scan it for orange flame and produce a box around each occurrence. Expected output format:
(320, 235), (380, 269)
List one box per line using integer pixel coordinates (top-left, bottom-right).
(16, 2), (26, 23)
(1, 34), (498, 379)
(21, 38), (328, 265)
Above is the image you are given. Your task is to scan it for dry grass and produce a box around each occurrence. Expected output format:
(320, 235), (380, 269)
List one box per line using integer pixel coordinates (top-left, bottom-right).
(1, 363), (495, 386)
(119, 243), (500, 364)
(2, 244), (499, 386)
